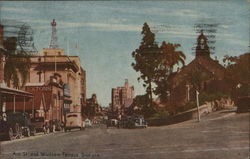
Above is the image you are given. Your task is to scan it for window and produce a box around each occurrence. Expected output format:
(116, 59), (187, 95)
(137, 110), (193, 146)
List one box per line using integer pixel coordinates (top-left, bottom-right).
(37, 71), (42, 82)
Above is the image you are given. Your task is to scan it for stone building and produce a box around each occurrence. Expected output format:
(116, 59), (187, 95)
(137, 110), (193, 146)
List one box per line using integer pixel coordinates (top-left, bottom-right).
(27, 48), (86, 114)
(167, 31), (229, 107)
(111, 79), (134, 114)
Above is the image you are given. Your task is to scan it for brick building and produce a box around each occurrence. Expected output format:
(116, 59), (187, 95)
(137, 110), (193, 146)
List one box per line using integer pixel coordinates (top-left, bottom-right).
(24, 80), (64, 122)
(111, 79), (134, 114)
(167, 31), (229, 107)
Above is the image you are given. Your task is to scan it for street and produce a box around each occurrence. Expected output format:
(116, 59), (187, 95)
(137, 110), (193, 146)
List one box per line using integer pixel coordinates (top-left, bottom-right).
(0, 111), (249, 159)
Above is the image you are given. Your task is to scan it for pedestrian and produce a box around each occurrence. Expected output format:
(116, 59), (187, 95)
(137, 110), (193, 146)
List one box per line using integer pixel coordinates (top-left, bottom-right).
(43, 122), (48, 134)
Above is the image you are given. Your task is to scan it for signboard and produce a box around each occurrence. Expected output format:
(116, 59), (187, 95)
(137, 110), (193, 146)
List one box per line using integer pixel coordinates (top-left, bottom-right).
(63, 84), (70, 97)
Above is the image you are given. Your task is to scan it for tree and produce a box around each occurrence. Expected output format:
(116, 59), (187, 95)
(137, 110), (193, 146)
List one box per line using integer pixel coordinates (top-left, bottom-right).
(129, 94), (157, 118)
(154, 41), (186, 102)
(223, 53), (250, 86)
(189, 71), (203, 91)
(160, 41), (185, 73)
(3, 37), (31, 88)
(131, 23), (161, 107)
(223, 53), (250, 98)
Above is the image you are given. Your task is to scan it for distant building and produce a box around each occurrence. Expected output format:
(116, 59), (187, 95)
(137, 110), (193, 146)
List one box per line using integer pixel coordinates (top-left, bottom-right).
(111, 79), (134, 114)
(85, 93), (101, 119)
(167, 31), (230, 107)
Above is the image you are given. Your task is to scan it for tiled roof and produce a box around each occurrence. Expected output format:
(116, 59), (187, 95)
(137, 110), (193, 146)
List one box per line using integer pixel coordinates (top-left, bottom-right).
(169, 56), (225, 86)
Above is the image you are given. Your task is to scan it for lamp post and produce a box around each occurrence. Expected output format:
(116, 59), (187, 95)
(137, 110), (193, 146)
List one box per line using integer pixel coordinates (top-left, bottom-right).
(196, 90), (200, 122)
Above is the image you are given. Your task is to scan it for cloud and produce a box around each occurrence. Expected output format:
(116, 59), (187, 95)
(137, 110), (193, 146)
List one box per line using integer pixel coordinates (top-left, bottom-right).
(57, 21), (141, 32)
(1, 17), (140, 32)
(173, 9), (205, 18)
(227, 39), (248, 47)
(1, 7), (31, 13)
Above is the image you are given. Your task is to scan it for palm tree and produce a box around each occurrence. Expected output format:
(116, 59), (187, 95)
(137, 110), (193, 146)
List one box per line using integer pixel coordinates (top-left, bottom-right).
(3, 37), (31, 88)
(160, 41), (186, 72)
(154, 41), (186, 103)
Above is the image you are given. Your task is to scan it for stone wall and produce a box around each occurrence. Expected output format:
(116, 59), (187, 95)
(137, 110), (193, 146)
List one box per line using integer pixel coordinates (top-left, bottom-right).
(148, 98), (235, 126)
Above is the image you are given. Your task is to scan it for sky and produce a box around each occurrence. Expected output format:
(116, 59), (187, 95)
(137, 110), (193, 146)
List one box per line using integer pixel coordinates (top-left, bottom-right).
(0, 0), (249, 106)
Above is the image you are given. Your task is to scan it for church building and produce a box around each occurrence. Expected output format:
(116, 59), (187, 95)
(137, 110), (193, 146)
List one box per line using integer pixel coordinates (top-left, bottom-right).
(167, 31), (230, 107)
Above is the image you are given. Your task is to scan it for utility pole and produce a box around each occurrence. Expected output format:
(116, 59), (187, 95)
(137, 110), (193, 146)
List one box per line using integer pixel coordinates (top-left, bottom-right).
(196, 90), (200, 122)
(186, 84), (190, 102)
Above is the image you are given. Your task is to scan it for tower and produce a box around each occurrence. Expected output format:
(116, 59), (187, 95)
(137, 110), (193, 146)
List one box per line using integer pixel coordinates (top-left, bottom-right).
(49, 19), (59, 49)
(195, 30), (210, 57)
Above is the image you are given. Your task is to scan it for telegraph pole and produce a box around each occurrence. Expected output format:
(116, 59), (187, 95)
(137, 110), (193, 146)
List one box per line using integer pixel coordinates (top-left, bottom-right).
(196, 90), (201, 122)
(186, 84), (190, 102)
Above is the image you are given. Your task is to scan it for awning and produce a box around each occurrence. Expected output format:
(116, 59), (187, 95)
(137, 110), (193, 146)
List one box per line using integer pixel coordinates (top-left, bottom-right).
(0, 85), (34, 113)
(0, 86), (33, 98)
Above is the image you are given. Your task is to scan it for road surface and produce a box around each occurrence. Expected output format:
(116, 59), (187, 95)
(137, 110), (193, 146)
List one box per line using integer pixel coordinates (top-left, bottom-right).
(0, 111), (249, 159)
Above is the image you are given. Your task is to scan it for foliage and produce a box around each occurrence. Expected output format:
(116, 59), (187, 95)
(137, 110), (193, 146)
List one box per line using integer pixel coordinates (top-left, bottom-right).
(189, 71), (202, 90)
(131, 23), (162, 106)
(199, 92), (229, 105)
(173, 92), (229, 114)
(130, 94), (157, 118)
(175, 101), (196, 113)
(188, 69), (210, 91)
(223, 53), (250, 86)
(132, 23), (186, 106)
(149, 111), (170, 120)
(160, 41), (186, 72)
(3, 37), (31, 88)
(223, 53), (250, 98)
(154, 41), (186, 102)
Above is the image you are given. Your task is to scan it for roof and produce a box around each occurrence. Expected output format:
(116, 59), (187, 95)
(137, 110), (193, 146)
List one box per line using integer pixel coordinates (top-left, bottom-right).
(0, 85), (33, 98)
(169, 56), (226, 86)
(5, 90), (52, 111)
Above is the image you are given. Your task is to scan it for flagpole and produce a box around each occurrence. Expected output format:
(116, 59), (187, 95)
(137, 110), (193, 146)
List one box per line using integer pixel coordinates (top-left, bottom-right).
(54, 55), (57, 73)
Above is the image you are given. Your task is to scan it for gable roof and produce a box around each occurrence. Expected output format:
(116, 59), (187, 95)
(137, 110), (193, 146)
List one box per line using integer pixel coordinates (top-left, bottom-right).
(169, 56), (225, 87)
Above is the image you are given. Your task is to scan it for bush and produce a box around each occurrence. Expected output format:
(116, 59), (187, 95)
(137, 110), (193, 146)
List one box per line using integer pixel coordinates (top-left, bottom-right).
(199, 92), (229, 105)
(175, 101), (196, 113)
(149, 111), (170, 120)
